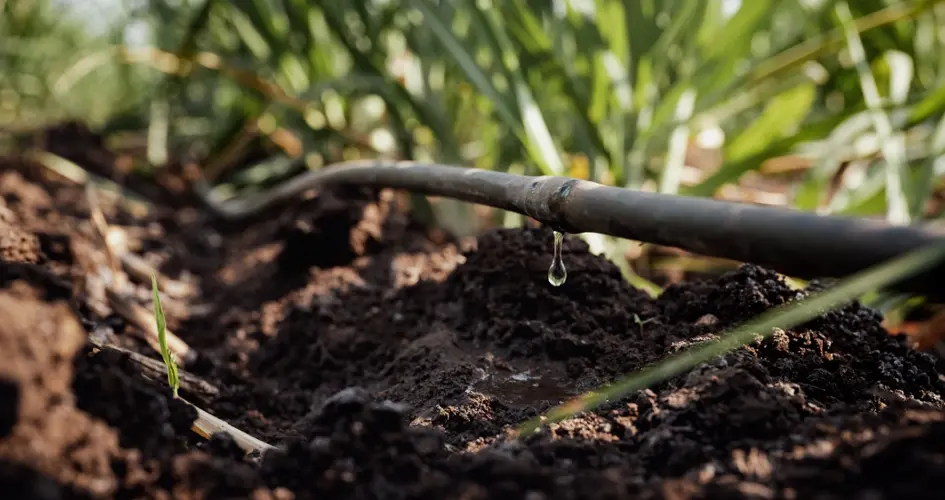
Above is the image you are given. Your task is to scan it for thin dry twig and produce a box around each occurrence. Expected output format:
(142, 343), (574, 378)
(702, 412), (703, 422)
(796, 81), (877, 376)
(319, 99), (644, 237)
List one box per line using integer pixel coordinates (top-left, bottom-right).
(32, 146), (274, 457)
(85, 183), (125, 288)
(38, 151), (194, 298)
(188, 404), (277, 457)
(27, 149), (153, 217)
(120, 252), (195, 299)
(90, 341), (219, 403)
(84, 184), (197, 364)
(203, 159), (945, 299)
(201, 119), (261, 182)
(89, 342), (276, 456)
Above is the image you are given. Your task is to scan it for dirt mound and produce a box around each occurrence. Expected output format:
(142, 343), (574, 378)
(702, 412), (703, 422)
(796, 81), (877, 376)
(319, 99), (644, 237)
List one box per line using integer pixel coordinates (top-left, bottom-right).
(0, 280), (124, 498)
(246, 226), (945, 498)
(444, 228), (653, 367)
(0, 208), (42, 264)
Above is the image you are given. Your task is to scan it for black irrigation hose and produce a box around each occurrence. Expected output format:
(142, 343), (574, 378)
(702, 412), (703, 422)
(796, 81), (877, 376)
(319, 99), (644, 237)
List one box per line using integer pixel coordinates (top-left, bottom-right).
(206, 160), (945, 299)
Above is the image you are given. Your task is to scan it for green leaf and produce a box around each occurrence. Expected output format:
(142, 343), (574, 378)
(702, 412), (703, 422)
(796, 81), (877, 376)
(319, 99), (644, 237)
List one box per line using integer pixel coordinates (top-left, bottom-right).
(912, 112), (945, 217)
(829, 162), (888, 216)
(793, 113), (874, 212)
(151, 272), (179, 398)
(724, 82), (817, 163)
(409, 0), (518, 130)
(836, 1), (910, 225)
(412, 0), (563, 174)
(687, 83), (832, 198)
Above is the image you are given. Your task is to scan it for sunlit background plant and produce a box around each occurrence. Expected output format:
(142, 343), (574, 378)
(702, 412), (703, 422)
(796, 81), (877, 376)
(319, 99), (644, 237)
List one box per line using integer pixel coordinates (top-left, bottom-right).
(3, 0), (944, 304)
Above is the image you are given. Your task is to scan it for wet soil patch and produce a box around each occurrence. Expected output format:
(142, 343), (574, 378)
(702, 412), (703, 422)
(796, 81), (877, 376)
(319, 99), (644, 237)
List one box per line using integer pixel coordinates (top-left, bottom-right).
(0, 138), (943, 499)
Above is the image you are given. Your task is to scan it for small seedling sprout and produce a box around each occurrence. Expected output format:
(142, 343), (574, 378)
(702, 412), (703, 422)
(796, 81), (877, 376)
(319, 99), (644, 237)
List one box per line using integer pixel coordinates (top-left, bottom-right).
(633, 313), (655, 332)
(148, 272), (274, 454)
(151, 271), (180, 398)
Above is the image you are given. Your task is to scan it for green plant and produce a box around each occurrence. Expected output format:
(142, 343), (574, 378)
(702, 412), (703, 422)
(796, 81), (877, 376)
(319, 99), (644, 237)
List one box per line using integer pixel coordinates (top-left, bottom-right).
(149, 271), (273, 454)
(151, 271), (180, 398)
(0, 0), (147, 131)
(31, 1), (942, 222)
(632, 313), (655, 332)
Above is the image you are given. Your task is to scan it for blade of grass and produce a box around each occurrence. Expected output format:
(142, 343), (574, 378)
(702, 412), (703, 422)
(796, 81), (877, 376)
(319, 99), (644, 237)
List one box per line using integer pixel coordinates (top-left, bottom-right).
(151, 272), (179, 398)
(148, 273), (275, 455)
(105, 285), (196, 364)
(836, 1), (910, 225)
(475, 4), (564, 176)
(793, 112), (875, 212)
(642, 1), (774, 145)
(410, 0), (562, 175)
(643, 0), (941, 161)
(518, 239), (945, 435)
(317, 2), (451, 158)
(723, 82), (818, 169)
(913, 111), (945, 216)
(658, 88), (696, 195)
(501, 1), (611, 168)
(407, 0), (517, 131)
(689, 108), (854, 197)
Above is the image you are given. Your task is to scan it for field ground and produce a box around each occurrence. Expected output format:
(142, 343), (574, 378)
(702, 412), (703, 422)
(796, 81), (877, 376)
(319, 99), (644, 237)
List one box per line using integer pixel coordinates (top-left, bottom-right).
(1, 126), (944, 499)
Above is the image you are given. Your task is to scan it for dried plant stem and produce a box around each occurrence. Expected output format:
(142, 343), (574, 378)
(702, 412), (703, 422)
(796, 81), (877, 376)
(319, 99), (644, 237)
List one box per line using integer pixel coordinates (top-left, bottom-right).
(35, 143), (272, 457)
(90, 341), (219, 403)
(27, 150), (153, 216)
(188, 403), (277, 456)
(105, 286), (197, 366)
(46, 154), (193, 298)
(91, 342), (276, 456)
(86, 184), (124, 287)
(205, 160), (945, 299)
(120, 252), (195, 299)
(82, 186), (197, 365)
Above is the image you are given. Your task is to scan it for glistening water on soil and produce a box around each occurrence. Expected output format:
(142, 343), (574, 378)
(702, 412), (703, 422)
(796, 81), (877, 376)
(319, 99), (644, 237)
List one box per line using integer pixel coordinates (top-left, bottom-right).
(1, 131), (944, 499)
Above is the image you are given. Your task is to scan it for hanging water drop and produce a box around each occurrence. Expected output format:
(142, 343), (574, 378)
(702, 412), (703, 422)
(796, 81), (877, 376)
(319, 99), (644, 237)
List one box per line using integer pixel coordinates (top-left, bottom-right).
(547, 230), (567, 287)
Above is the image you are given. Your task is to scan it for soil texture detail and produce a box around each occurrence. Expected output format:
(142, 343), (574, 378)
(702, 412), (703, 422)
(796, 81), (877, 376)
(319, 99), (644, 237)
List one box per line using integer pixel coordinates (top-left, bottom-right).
(0, 148), (944, 500)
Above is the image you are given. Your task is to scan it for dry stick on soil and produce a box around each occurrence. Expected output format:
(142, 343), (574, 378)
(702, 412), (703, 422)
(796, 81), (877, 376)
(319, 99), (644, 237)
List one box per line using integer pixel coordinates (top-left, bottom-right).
(28, 150), (153, 217)
(89, 341), (220, 404)
(67, 159), (273, 454)
(119, 251), (195, 299)
(42, 151), (194, 297)
(34, 147), (191, 298)
(189, 406), (277, 456)
(79, 178), (196, 364)
(86, 184), (124, 287)
(204, 160), (945, 299)
(81, 185), (197, 365)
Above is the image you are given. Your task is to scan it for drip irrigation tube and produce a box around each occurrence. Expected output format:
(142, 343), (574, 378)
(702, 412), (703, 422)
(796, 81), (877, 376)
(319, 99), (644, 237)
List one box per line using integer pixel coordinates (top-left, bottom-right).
(205, 160), (945, 299)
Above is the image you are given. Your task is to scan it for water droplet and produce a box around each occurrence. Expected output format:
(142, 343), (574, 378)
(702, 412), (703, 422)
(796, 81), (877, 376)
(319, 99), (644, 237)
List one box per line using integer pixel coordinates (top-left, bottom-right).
(547, 230), (567, 287)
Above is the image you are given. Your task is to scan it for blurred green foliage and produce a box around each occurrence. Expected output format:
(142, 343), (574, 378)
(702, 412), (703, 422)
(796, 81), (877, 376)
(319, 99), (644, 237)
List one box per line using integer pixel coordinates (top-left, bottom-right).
(0, 0), (149, 129)
(3, 0), (945, 224)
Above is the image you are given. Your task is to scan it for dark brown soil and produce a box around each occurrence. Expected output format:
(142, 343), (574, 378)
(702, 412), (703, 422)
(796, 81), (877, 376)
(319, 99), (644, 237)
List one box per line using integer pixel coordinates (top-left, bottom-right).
(1, 135), (944, 499)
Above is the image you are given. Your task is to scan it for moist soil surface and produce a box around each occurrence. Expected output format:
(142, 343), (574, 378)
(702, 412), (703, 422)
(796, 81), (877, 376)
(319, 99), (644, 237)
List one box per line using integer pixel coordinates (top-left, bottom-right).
(1, 138), (945, 499)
